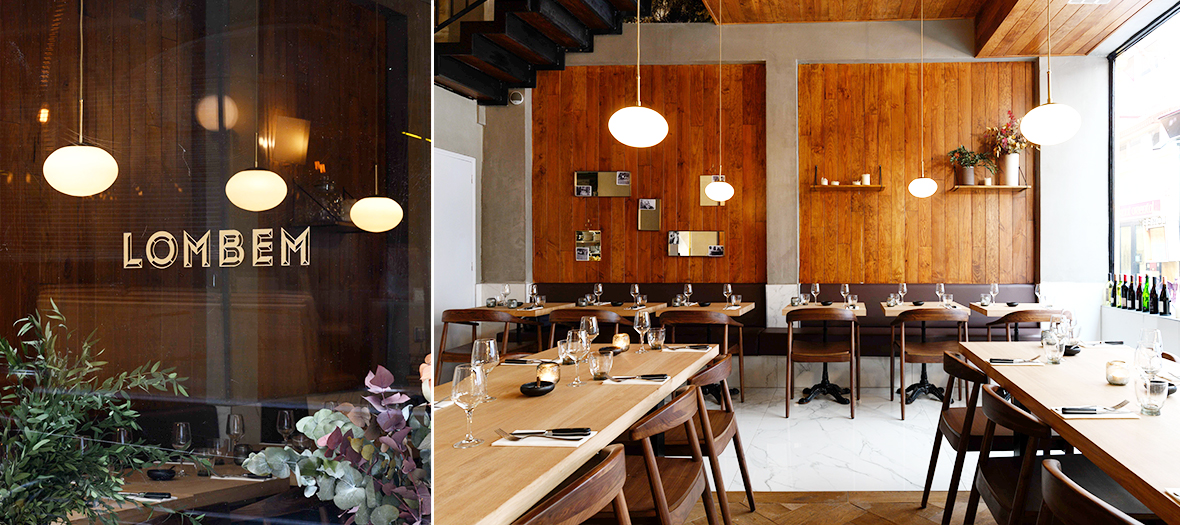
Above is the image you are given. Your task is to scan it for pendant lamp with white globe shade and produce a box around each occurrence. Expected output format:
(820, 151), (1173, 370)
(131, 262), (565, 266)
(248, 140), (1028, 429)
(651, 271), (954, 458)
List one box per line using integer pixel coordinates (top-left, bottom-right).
(704, 3), (735, 204)
(1020, 0), (1080, 146)
(226, 27), (286, 213)
(608, 1), (668, 149)
(907, 1), (937, 199)
(43, 0), (119, 198)
(349, 9), (403, 234)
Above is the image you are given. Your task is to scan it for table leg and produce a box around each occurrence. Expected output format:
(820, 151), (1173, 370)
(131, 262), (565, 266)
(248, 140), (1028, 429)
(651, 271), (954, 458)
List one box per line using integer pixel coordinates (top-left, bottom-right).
(799, 363), (851, 405)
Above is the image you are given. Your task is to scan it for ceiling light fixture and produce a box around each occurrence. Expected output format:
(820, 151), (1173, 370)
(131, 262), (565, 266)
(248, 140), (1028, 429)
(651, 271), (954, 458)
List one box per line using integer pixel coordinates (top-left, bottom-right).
(1020, 0), (1081, 146)
(43, 0), (119, 198)
(704, 3), (734, 204)
(350, 5), (403, 233)
(608, 1), (668, 148)
(908, 2), (937, 199)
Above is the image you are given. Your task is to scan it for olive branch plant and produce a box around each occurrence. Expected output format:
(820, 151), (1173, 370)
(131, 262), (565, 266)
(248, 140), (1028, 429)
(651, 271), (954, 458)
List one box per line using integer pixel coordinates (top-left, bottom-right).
(0, 302), (207, 525)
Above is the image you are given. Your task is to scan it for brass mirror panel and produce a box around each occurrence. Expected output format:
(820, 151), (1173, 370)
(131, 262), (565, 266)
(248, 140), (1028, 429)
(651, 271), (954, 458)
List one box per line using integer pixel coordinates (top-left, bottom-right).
(575, 171), (631, 197)
(575, 230), (602, 261)
(667, 231), (724, 257)
(638, 199), (660, 231)
(699, 175), (726, 206)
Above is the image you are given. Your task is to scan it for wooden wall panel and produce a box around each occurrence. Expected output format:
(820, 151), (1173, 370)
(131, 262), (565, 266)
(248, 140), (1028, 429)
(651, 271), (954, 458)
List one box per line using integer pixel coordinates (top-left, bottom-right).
(532, 64), (767, 284)
(798, 62), (1035, 284)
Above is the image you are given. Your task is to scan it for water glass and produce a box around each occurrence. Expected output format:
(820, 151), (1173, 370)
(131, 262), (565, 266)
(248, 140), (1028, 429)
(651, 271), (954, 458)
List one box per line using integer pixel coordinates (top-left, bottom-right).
(674, 293), (686, 306)
(846, 294), (858, 309)
(729, 294), (742, 307)
(536, 295), (546, 308)
(558, 339), (574, 366)
(636, 294), (647, 307)
(887, 293), (899, 307)
(942, 293), (954, 308)
(452, 364), (486, 448)
(648, 327), (666, 351)
(1135, 374), (1168, 416)
(590, 350), (614, 380)
(1041, 329), (1059, 348)
(980, 293), (992, 306)
(1047, 340), (1066, 364)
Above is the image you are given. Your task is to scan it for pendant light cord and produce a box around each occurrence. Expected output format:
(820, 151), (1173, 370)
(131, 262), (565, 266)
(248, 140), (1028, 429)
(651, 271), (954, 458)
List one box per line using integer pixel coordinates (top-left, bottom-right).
(717, 0), (722, 174)
(78, 0), (84, 144)
(374, 5), (381, 195)
(636, 1), (641, 106)
(1045, 0), (1053, 103)
(919, 0), (925, 178)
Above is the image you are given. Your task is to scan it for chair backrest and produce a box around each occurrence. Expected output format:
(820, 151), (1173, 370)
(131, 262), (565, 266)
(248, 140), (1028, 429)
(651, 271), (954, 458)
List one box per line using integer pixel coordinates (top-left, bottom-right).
(659, 310), (737, 326)
(943, 352), (988, 384)
(1039, 459), (1143, 525)
(628, 385), (700, 441)
(511, 445), (628, 525)
(785, 307), (856, 323)
(994, 309), (1068, 325)
(894, 307), (970, 324)
(688, 355), (732, 387)
(441, 308), (526, 324)
(981, 384), (1052, 439)
(548, 309), (630, 346)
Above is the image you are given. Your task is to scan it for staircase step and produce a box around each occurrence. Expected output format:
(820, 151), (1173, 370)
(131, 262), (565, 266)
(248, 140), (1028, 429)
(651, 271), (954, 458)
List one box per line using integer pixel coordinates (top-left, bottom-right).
(435, 56), (508, 105)
(460, 15), (564, 68)
(504, 0), (592, 51)
(553, 0), (620, 32)
(437, 35), (536, 85)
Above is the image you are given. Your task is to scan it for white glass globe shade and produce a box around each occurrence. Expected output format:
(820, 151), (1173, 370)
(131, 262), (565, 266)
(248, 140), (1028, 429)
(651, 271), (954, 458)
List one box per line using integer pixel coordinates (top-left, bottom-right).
(225, 169), (287, 212)
(705, 180), (735, 202)
(350, 196), (403, 233)
(908, 177), (938, 198)
(1020, 103), (1080, 146)
(195, 95), (239, 131)
(608, 106), (669, 148)
(43, 145), (119, 197)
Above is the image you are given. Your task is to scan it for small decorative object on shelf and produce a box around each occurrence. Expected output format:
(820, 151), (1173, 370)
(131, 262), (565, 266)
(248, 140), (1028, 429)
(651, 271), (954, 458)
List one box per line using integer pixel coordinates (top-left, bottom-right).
(947, 145), (994, 186)
(984, 111), (1034, 187)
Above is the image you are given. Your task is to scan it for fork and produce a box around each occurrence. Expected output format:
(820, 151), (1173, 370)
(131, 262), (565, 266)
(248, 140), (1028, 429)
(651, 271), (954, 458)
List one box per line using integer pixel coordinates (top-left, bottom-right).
(494, 428), (584, 442)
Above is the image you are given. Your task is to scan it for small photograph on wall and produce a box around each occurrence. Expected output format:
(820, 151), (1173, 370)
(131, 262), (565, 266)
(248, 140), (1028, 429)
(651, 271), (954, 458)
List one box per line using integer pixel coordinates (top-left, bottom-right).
(616, 171), (631, 186)
(668, 231), (681, 245)
(711, 174), (726, 182)
(708, 245), (725, 257)
(588, 245), (602, 261)
(575, 247), (590, 261)
(575, 185), (593, 197)
(639, 198), (656, 210)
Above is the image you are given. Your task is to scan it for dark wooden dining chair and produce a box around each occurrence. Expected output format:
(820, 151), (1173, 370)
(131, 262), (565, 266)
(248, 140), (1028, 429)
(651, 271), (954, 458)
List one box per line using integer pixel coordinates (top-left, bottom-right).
(512, 444), (631, 525)
(785, 308), (857, 418)
(964, 385), (1155, 525)
(593, 386), (718, 525)
(659, 310), (745, 402)
(985, 310), (1070, 341)
(548, 308), (633, 347)
(435, 308), (541, 384)
(890, 308), (969, 420)
(228, 487), (331, 524)
(1036, 459), (1144, 525)
(662, 356), (755, 525)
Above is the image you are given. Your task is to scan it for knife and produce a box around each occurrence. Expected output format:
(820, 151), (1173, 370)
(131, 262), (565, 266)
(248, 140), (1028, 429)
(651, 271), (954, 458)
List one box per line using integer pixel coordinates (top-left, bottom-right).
(1060, 407), (1131, 415)
(990, 358), (1038, 364)
(513, 428), (592, 436)
(608, 374), (669, 381)
(119, 492), (172, 500)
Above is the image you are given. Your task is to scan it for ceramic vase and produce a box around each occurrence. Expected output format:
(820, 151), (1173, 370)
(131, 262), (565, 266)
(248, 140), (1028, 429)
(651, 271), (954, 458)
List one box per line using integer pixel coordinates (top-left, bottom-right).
(1002, 153), (1020, 186)
(956, 165), (975, 186)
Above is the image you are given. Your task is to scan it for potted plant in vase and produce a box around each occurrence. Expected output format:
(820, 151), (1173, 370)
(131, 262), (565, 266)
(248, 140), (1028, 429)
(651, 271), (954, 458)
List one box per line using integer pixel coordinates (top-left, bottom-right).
(947, 145), (994, 186)
(985, 111), (1034, 186)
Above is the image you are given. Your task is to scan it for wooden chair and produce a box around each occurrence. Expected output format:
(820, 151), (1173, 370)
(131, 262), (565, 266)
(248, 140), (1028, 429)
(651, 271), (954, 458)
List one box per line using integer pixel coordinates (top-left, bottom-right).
(662, 356), (755, 525)
(548, 308), (633, 347)
(890, 308), (969, 420)
(986, 310), (1069, 341)
(964, 385), (1155, 525)
(435, 309), (541, 384)
(921, 352), (1015, 525)
(1036, 459), (1144, 525)
(659, 310), (746, 402)
(228, 487), (331, 524)
(592, 386), (719, 525)
(513, 444), (631, 525)
(785, 308), (857, 419)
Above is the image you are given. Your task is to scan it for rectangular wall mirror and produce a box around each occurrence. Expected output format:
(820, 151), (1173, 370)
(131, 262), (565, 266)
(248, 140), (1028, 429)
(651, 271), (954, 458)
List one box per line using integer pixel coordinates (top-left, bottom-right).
(575, 230), (602, 261)
(667, 231), (724, 257)
(575, 171), (631, 197)
(638, 199), (660, 231)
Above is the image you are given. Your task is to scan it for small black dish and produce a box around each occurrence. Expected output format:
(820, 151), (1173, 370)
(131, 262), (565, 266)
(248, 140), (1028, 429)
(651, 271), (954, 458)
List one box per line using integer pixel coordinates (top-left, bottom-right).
(610, 301), (624, 306)
(912, 301), (925, 306)
(601, 346), (626, 355)
(1169, 383), (1177, 396)
(699, 302), (711, 307)
(687, 344), (712, 350)
(1063, 345), (1082, 357)
(520, 381), (555, 397)
(821, 301), (834, 306)
(1007, 302), (1020, 307)
(146, 469), (176, 481)
(244, 473), (272, 480)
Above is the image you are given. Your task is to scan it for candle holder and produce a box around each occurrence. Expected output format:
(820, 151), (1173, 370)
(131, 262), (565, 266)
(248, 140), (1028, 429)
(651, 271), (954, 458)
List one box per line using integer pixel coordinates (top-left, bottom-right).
(612, 333), (630, 352)
(1106, 360), (1129, 386)
(537, 362), (561, 384)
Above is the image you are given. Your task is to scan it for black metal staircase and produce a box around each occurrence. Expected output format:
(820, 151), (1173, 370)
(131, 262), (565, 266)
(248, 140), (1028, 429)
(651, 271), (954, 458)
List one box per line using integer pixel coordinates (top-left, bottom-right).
(435, 0), (637, 105)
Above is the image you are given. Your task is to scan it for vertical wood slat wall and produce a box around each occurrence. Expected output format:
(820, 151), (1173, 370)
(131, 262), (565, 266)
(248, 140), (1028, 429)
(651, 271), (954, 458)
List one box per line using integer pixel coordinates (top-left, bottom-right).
(798, 62), (1036, 285)
(532, 64), (767, 284)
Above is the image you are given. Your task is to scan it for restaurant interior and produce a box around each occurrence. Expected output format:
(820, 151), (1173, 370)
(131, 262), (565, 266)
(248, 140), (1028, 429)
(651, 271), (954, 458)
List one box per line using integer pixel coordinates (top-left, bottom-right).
(433, 0), (1180, 523)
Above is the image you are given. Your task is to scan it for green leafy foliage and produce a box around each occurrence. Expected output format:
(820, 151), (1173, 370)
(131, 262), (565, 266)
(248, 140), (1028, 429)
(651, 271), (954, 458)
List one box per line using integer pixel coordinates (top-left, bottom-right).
(946, 144), (996, 173)
(0, 302), (206, 524)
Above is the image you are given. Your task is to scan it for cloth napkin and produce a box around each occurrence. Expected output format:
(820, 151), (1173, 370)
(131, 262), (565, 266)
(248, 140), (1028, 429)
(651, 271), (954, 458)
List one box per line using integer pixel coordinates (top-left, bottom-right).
(1051, 407), (1140, 420)
(210, 474), (274, 482)
(723, 305), (741, 310)
(602, 377), (671, 386)
(491, 430), (598, 448)
(519, 305), (543, 311)
(990, 361), (1045, 366)
(1167, 489), (1180, 503)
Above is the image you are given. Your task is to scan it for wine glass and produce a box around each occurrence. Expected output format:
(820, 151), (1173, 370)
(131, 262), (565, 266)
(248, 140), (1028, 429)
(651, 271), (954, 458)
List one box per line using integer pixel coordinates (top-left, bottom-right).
(277, 410), (295, 445)
(1136, 329), (1163, 375)
(114, 428), (132, 446)
(528, 283), (539, 306)
(499, 284), (511, 306)
(172, 422), (192, 452)
(898, 283), (908, 303)
(452, 364), (486, 448)
(1035, 284), (1046, 304)
(990, 283), (1000, 303)
(630, 284), (640, 306)
(683, 284), (694, 305)
(471, 338), (500, 402)
(840, 284), (850, 303)
(593, 283), (603, 304)
(935, 283), (945, 302)
(811, 283), (820, 304)
(226, 414), (245, 452)
(722, 284), (733, 302)
(634, 312), (651, 353)
(580, 316), (600, 345)
(568, 335), (587, 387)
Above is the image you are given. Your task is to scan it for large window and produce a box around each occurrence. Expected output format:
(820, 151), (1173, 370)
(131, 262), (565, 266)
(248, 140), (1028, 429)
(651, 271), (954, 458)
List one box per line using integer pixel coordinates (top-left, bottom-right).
(1113, 10), (1180, 283)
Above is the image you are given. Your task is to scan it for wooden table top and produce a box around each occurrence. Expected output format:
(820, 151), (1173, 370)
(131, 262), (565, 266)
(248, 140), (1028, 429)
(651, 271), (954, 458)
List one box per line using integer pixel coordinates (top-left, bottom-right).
(781, 302), (868, 317)
(561, 302), (667, 317)
(473, 303), (575, 317)
(880, 301), (970, 317)
(434, 343), (719, 525)
(958, 341), (1180, 523)
(68, 463), (289, 523)
(968, 302), (1061, 317)
(656, 301), (755, 317)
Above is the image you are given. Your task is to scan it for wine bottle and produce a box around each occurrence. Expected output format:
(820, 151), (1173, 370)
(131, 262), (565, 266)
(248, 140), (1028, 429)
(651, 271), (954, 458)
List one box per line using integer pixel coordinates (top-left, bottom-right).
(1135, 276), (1142, 311)
(1107, 273), (1114, 306)
(1162, 279), (1171, 316)
(1150, 277), (1159, 314)
(1141, 276), (1149, 312)
(1120, 274), (1127, 308)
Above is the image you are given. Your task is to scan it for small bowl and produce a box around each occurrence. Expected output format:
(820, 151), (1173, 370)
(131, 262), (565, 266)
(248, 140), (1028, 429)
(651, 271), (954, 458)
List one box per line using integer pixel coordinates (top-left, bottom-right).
(610, 301), (624, 307)
(600, 346), (626, 355)
(1170, 383), (1177, 396)
(1006, 302), (1020, 307)
(1063, 345), (1082, 357)
(912, 301), (925, 306)
(821, 301), (834, 306)
(520, 381), (555, 397)
(146, 469), (176, 481)
(699, 302), (711, 307)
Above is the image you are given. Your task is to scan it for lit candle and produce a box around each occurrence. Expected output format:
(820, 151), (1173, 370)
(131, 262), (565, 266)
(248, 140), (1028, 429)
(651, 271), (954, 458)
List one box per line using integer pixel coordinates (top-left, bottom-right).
(536, 362), (560, 385)
(1106, 360), (1129, 386)
(612, 333), (630, 352)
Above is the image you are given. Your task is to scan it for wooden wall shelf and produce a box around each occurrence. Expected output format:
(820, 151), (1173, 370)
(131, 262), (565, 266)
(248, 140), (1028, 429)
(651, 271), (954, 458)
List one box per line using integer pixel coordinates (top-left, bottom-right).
(810, 185), (884, 191)
(947, 185), (1030, 192)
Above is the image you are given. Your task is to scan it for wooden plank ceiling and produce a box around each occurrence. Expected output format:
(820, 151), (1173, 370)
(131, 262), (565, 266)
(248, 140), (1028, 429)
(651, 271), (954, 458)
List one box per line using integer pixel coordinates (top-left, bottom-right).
(699, 0), (1156, 57)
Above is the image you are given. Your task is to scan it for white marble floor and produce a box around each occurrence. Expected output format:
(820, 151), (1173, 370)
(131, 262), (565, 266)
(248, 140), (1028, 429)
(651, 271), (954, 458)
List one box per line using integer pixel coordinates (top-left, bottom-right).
(709, 387), (981, 494)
